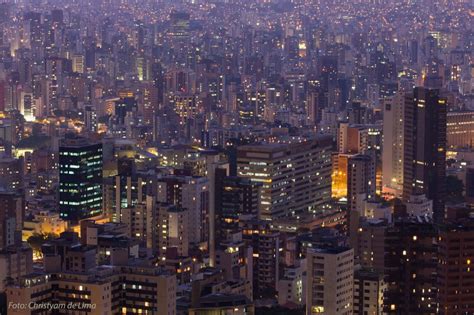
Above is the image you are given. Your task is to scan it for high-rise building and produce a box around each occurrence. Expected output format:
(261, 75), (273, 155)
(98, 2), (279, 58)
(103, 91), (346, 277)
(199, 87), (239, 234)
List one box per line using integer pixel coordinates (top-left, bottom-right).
(338, 123), (369, 155)
(384, 217), (437, 314)
(153, 175), (209, 245)
(6, 266), (176, 315)
(214, 168), (261, 241)
(347, 154), (376, 214)
(157, 204), (189, 258)
(277, 263), (305, 307)
(403, 87), (447, 223)
(240, 220), (280, 299)
(306, 246), (354, 315)
(0, 157), (22, 192)
(353, 268), (386, 315)
(0, 192), (30, 314)
(352, 218), (387, 272)
(0, 192), (23, 250)
(237, 137), (332, 220)
(59, 135), (103, 222)
(438, 219), (474, 315)
(382, 92), (405, 197)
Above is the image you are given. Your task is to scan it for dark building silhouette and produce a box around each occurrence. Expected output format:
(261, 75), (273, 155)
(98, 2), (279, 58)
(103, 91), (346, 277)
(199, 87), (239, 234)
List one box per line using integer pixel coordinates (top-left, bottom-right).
(403, 87), (447, 223)
(214, 168), (261, 241)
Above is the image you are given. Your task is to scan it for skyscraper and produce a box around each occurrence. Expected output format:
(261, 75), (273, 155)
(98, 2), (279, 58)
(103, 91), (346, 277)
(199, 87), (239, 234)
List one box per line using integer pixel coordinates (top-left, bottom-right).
(59, 135), (103, 222)
(403, 87), (447, 223)
(382, 91), (405, 197)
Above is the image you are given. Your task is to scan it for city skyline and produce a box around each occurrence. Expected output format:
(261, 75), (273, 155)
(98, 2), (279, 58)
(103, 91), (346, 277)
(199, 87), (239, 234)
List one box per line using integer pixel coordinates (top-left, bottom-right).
(0, 0), (473, 314)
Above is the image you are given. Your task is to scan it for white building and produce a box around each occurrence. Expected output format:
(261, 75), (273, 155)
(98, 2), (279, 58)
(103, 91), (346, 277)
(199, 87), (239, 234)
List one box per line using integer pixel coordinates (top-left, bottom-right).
(382, 92), (405, 197)
(306, 247), (354, 315)
(353, 268), (386, 315)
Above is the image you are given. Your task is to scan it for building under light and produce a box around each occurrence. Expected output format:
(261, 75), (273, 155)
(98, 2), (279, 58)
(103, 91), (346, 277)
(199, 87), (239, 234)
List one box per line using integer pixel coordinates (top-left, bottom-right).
(59, 135), (103, 222)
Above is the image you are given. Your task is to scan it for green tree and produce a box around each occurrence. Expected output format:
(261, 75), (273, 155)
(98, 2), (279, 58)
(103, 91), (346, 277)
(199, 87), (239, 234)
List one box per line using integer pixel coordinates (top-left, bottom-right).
(27, 232), (57, 259)
(446, 175), (464, 203)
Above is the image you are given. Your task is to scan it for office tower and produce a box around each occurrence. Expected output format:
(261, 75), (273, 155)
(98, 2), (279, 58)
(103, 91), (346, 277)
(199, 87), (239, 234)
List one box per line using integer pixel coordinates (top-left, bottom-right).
(403, 87), (447, 223)
(382, 92), (405, 197)
(353, 268), (386, 315)
(237, 137), (332, 220)
(59, 135), (103, 222)
(306, 246), (354, 315)
(437, 219), (474, 314)
(384, 218), (437, 314)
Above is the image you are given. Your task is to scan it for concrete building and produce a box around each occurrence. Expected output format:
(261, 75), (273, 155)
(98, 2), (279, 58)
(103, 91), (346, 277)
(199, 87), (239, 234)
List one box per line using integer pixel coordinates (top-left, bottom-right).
(0, 157), (22, 191)
(0, 192), (23, 249)
(6, 265), (176, 315)
(347, 154), (376, 214)
(188, 294), (254, 315)
(403, 87), (447, 224)
(353, 268), (386, 315)
(237, 137), (332, 220)
(438, 218), (474, 314)
(59, 135), (103, 222)
(352, 218), (387, 273)
(382, 92), (405, 197)
(158, 204), (189, 258)
(240, 220), (280, 299)
(405, 194), (433, 218)
(306, 246), (354, 315)
(447, 111), (474, 148)
(277, 262), (306, 307)
(384, 217), (437, 314)
(154, 175), (209, 245)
